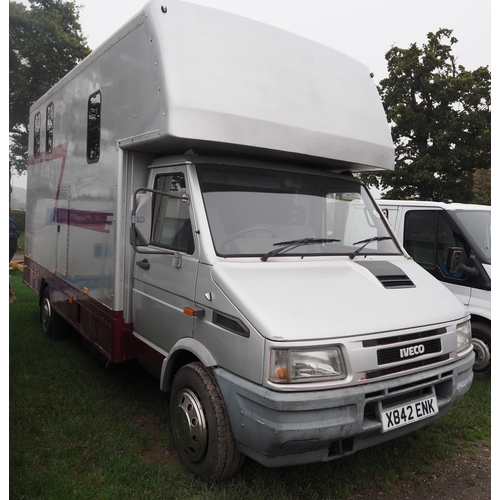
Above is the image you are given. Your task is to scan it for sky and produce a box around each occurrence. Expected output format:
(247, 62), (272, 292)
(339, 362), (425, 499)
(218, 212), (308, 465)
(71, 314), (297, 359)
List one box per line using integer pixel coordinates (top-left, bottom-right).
(10, 0), (492, 191)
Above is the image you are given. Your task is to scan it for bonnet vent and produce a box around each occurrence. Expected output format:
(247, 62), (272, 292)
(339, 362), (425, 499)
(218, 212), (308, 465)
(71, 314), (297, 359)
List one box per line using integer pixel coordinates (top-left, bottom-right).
(356, 261), (415, 289)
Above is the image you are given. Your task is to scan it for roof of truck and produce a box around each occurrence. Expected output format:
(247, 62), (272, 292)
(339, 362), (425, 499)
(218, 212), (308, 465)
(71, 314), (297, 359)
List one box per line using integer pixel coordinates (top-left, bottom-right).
(377, 200), (491, 211)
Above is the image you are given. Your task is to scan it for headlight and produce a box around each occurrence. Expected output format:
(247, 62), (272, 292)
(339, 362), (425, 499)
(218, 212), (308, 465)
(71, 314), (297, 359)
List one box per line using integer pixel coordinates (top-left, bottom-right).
(269, 347), (346, 383)
(456, 320), (472, 353)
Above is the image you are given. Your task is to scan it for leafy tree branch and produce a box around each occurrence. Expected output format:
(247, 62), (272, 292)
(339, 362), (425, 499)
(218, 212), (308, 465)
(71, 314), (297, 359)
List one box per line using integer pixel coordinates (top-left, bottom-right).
(9, 0), (90, 174)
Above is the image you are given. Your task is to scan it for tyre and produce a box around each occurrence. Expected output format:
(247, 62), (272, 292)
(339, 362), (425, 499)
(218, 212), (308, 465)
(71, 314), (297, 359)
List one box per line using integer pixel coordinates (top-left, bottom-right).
(170, 362), (244, 482)
(471, 321), (490, 380)
(40, 287), (66, 340)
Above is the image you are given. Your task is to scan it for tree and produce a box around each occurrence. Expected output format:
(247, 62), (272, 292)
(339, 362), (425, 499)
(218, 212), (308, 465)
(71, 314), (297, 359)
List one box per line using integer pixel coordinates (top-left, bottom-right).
(362, 29), (490, 203)
(473, 168), (491, 205)
(9, 0), (90, 174)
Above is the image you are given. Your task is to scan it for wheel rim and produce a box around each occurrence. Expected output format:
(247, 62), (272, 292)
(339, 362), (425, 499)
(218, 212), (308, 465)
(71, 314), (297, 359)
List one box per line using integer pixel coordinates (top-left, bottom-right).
(472, 337), (490, 372)
(173, 388), (208, 462)
(41, 296), (51, 334)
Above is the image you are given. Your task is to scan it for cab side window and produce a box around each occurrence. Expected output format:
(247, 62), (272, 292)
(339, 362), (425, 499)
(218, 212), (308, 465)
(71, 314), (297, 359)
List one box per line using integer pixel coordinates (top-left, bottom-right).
(404, 210), (465, 274)
(403, 211), (436, 265)
(151, 173), (194, 254)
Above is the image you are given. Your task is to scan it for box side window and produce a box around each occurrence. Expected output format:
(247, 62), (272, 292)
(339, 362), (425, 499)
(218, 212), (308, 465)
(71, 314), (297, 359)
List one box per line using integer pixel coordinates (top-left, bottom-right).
(87, 91), (101, 163)
(33, 112), (41, 158)
(46, 102), (54, 154)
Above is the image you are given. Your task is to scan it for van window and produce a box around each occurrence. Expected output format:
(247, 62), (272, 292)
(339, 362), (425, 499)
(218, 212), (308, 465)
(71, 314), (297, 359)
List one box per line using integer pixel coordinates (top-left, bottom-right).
(46, 102), (54, 154)
(455, 210), (491, 259)
(87, 91), (101, 163)
(404, 210), (465, 275)
(34, 112), (41, 157)
(151, 173), (194, 254)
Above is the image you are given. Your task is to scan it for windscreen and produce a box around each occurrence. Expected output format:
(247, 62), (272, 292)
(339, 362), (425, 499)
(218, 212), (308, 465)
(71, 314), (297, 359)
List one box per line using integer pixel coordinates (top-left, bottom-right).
(455, 210), (491, 260)
(197, 165), (400, 258)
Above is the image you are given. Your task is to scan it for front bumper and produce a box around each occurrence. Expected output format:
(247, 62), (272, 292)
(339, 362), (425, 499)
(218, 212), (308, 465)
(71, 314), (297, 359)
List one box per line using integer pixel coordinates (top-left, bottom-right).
(214, 350), (474, 468)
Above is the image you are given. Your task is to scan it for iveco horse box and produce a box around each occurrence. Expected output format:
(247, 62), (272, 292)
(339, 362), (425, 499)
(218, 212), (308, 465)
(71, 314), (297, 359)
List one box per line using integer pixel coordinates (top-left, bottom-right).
(24, 0), (474, 481)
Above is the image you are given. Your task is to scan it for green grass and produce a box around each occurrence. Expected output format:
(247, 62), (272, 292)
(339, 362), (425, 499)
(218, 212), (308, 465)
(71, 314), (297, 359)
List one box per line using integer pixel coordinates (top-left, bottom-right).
(17, 231), (25, 249)
(9, 269), (490, 499)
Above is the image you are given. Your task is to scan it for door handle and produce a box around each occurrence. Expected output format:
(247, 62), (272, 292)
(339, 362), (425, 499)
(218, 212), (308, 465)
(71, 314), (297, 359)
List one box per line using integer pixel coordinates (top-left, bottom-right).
(136, 259), (150, 270)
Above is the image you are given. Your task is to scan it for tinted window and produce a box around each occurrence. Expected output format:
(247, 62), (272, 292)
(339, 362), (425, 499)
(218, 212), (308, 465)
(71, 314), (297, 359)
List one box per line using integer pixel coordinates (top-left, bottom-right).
(404, 210), (465, 275)
(46, 102), (54, 154)
(34, 112), (41, 157)
(87, 91), (101, 163)
(455, 210), (491, 259)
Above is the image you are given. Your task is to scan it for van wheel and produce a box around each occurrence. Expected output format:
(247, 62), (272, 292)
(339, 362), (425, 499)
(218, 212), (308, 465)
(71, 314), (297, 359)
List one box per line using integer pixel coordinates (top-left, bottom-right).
(40, 287), (66, 340)
(170, 362), (244, 482)
(471, 322), (490, 380)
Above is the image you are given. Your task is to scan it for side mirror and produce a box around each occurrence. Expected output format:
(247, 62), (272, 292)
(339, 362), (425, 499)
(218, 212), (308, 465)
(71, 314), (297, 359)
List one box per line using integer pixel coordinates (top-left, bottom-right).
(446, 247), (464, 275)
(131, 191), (152, 248)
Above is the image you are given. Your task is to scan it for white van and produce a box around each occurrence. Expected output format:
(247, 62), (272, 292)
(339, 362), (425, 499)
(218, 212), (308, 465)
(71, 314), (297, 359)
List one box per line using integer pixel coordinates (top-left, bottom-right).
(24, 0), (474, 481)
(379, 200), (491, 379)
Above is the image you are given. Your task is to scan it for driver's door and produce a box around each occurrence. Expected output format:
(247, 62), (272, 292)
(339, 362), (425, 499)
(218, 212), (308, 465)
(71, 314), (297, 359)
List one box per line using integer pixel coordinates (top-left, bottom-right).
(132, 166), (198, 356)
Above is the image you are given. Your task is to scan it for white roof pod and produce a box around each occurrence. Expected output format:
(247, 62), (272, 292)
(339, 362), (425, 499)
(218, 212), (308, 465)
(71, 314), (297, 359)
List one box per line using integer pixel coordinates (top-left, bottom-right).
(34, 0), (395, 171)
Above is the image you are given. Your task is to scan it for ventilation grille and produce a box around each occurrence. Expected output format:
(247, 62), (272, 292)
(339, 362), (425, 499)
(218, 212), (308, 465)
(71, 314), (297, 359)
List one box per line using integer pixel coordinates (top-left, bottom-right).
(356, 261), (415, 289)
(363, 328), (446, 347)
(212, 312), (249, 337)
(365, 355), (449, 379)
(378, 274), (415, 289)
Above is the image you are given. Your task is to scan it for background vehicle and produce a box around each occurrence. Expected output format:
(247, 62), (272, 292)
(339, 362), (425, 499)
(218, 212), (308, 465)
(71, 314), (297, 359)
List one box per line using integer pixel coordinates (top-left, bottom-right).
(379, 200), (491, 379)
(24, 0), (474, 481)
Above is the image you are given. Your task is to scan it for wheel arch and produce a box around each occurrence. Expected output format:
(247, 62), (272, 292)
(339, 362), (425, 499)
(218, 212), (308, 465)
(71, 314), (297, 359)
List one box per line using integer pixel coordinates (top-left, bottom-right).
(38, 278), (50, 306)
(160, 338), (218, 392)
(470, 314), (491, 327)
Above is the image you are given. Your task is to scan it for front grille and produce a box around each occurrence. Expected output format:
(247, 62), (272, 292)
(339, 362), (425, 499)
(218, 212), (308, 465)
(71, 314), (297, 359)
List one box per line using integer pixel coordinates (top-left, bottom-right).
(363, 328), (446, 347)
(365, 354), (449, 379)
(378, 338), (442, 365)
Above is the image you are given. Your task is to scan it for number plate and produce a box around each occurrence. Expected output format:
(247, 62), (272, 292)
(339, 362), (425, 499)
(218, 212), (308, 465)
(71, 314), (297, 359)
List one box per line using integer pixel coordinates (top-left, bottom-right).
(381, 395), (438, 432)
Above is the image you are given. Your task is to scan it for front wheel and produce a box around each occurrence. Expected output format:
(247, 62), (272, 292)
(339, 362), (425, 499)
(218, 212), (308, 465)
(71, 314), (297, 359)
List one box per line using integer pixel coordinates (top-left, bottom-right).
(471, 321), (491, 380)
(170, 362), (244, 482)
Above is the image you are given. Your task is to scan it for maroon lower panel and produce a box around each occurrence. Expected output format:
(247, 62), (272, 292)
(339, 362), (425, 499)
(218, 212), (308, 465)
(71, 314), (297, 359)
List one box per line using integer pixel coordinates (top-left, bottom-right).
(23, 255), (136, 363)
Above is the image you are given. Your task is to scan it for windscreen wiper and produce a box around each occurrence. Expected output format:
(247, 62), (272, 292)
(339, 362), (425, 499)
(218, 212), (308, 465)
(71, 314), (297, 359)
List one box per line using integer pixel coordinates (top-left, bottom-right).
(349, 236), (392, 259)
(261, 238), (340, 262)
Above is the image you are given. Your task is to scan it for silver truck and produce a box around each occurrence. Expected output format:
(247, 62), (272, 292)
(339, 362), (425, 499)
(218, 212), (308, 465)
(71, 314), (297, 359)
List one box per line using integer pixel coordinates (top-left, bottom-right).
(24, 0), (474, 481)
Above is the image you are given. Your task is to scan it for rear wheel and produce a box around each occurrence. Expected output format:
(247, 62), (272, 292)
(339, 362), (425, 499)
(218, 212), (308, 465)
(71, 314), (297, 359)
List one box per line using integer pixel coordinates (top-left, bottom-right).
(471, 321), (490, 380)
(170, 362), (244, 482)
(40, 287), (66, 340)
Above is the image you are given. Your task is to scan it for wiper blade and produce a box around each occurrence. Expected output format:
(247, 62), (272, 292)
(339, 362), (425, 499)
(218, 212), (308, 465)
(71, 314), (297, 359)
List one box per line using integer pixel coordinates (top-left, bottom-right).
(261, 238), (340, 262)
(349, 236), (393, 259)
